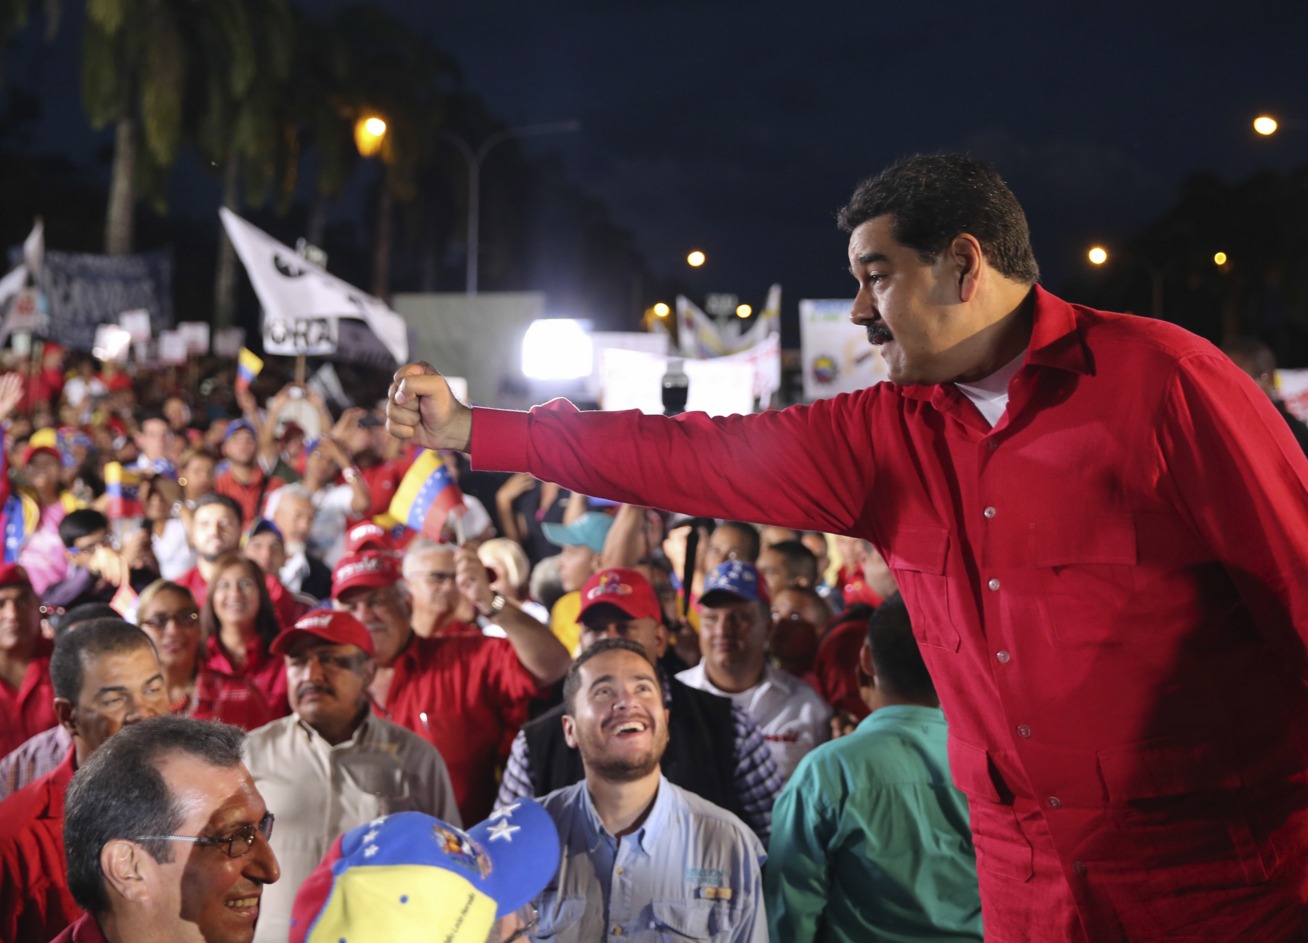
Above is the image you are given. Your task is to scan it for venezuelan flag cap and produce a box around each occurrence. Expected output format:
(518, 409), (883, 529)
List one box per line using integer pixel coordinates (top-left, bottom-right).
(290, 801), (560, 943)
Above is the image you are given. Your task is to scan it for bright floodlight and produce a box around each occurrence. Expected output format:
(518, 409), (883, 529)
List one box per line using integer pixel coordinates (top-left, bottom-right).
(735, 303), (752, 318)
(653, 302), (671, 318)
(1087, 246), (1108, 266)
(354, 114), (388, 156)
(686, 250), (706, 268)
(521, 319), (594, 381)
(1253, 115), (1278, 136)
(1213, 251), (1228, 266)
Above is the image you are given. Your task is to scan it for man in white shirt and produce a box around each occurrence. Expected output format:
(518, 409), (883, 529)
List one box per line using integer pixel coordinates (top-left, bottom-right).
(244, 608), (459, 943)
(677, 561), (831, 781)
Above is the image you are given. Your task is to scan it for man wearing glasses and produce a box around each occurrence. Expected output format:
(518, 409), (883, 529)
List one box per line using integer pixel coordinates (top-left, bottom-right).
(242, 608), (459, 943)
(0, 618), (169, 941)
(57, 714), (280, 943)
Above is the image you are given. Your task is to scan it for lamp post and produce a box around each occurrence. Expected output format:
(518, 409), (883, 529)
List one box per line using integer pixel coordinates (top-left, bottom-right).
(439, 119), (581, 295)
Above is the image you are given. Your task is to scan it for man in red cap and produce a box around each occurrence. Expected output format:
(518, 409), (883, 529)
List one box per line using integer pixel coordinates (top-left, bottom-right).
(330, 549), (571, 823)
(497, 566), (784, 842)
(0, 563), (56, 759)
(244, 609), (459, 943)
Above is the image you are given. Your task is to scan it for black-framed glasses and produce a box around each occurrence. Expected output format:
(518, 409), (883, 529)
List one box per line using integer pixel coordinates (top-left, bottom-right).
(135, 811), (274, 859)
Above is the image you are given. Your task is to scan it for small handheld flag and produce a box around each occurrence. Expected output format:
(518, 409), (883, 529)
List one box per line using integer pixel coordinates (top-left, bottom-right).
(388, 450), (464, 542)
(104, 462), (144, 520)
(236, 347), (264, 391)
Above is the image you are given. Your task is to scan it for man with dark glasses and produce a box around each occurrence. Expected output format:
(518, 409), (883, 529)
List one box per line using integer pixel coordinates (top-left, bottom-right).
(57, 714), (281, 943)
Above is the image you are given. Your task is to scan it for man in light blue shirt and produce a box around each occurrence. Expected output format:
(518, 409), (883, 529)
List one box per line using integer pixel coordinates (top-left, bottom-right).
(766, 595), (983, 943)
(531, 637), (767, 942)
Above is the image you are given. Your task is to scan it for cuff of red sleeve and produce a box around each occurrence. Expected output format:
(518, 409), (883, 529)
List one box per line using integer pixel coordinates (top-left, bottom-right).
(469, 407), (531, 472)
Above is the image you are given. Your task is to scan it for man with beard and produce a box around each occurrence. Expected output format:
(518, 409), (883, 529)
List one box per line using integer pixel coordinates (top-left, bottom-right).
(243, 609), (458, 943)
(531, 638), (766, 942)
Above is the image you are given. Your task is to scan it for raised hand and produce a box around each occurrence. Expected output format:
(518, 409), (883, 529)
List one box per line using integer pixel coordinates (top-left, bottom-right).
(386, 362), (473, 452)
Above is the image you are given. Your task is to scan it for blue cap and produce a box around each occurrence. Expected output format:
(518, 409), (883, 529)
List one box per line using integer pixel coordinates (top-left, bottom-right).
(223, 418), (257, 442)
(542, 511), (613, 554)
(700, 560), (770, 606)
(290, 801), (560, 943)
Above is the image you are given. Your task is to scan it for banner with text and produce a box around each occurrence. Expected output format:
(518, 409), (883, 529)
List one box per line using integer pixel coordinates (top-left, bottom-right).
(799, 298), (887, 402)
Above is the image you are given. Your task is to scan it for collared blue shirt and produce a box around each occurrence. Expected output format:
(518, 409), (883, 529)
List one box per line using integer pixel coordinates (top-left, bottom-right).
(534, 775), (767, 942)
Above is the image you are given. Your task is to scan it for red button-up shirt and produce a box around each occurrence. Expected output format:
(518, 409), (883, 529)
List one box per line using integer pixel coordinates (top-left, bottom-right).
(379, 632), (542, 824)
(202, 634), (289, 718)
(0, 746), (78, 943)
(470, 286), (1308, 941)
(0, 649), (56, 759)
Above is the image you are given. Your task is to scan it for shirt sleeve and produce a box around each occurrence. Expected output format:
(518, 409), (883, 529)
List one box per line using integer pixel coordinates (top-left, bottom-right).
(1156, 351), (1308, 665)
(731, 705), (783, 843)
(470, 396), (881, 535)
(763, 760), (835, 943)
(496, 729), (534, 810)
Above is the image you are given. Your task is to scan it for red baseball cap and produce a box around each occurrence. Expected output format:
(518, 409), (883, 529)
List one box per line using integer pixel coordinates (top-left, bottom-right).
(331, 551), (402, 599)
(343, 522), (394, 555)
(21, 444), (61, 467)
(270, 609), (376, 658)
(0, 564), (33, 593)
(578, 567), (663, 624)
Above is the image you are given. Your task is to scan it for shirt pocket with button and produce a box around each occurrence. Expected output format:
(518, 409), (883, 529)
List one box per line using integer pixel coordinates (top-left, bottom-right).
(648, 898), (739, 941)
(1027, 513), (1137, 649)
(947, 737), (1034, 883)
(885, 526), (960, 652)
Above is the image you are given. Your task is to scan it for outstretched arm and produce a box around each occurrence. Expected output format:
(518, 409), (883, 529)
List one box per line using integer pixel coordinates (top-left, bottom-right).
(386, 363), (473, 452)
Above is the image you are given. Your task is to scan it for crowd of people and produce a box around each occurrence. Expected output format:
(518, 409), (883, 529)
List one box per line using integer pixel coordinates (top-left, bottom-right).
(0, 339), (977, 942)
(4, 150), (1308, 943)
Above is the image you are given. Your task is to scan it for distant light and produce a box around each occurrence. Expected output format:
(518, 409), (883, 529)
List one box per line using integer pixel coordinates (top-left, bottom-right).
(1213, 251), (1228, 266)
(1088, 246), (1108, 266)
(521, 319), (594, 380)
(686, 250), (706, 268)
(354, 114), (388, 156)
(735, 304), (752, 318)
(1253, 115), (1278, 136)
(653, 302), (671, 318)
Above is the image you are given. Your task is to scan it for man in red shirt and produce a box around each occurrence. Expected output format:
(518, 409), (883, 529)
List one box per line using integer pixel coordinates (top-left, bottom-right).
(213, 419), (284, 525)
(0, 563), (56, 759)
(330, 549), (570, 823)
(0, 618), (169, 942)
(387, 154), (1308, 940)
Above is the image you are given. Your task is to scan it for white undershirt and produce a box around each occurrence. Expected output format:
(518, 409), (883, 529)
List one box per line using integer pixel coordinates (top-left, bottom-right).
(953, 348), (1028, 427)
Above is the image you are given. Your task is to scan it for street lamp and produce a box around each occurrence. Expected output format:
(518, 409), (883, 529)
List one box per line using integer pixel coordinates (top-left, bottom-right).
(1253, 115), (1279, 136)
(686, 250), (706, 268)
(1085, 244), (1164, 318)
(1087, 245), (1108, 266)
(354, 114), (389, 157)
(438, 120), (581, 295)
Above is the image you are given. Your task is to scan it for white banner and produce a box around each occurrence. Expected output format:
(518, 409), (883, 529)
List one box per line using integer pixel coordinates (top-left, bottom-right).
(677, 284), (781, 360)
(799, 298), (888, 401)
(219, 209), (408, 365)
(263, 315), (338, 356)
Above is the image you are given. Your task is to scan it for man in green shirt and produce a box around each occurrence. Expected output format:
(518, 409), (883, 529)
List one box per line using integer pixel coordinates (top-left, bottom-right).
(765, 595), (982, 943)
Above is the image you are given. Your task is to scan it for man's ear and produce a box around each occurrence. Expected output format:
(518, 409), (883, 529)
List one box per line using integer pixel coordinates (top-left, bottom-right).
(55, 697), (77, 737)
(858, 642), (877, 689)
(101, 840), (153, 905)
(561, 714), (578, 749)
(949, 233), (984, 303)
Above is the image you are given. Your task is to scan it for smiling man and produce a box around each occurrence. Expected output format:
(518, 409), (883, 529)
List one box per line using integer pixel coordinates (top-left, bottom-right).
(532, 638), (766, 942)
(0, 618), (170, 941)
(57, 715), (280, 943)
(387, 153), (1308, 941)
(242, 608), (457, 943)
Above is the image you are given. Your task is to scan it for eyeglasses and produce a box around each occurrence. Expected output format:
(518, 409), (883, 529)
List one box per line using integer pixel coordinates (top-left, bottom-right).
(135, 811), (275, 859)
(139, 610), (201, 631)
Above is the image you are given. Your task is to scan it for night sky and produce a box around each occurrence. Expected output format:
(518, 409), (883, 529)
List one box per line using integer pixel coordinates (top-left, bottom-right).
(8, 0), (1306, 321)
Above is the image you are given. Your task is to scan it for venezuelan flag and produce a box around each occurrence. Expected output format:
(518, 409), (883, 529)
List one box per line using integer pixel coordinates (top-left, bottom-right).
(236, 347), (264, 391)
(104, 462), (144, 519)
(387, 450), (464, 541)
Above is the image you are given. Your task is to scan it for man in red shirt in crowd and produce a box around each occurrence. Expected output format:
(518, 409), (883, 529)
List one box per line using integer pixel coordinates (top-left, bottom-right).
(0, 618), (168, 942)
(330, 549), (570, 823)
(213, 419), (284, 526)
(0, 564), (56, 759)
(387, 153), (1308, 940)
